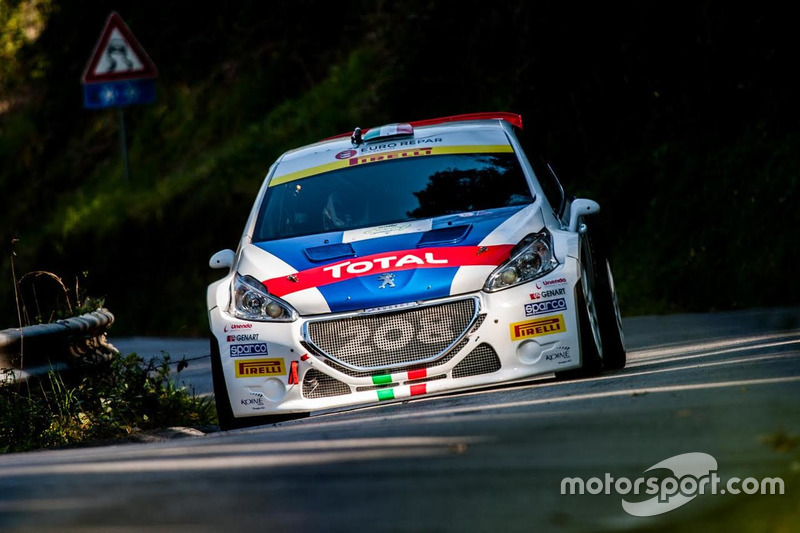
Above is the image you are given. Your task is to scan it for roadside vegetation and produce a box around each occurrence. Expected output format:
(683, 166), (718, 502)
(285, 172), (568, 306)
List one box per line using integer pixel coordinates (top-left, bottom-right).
(0, 352), (216, 453)
(1, 264), (214, 453)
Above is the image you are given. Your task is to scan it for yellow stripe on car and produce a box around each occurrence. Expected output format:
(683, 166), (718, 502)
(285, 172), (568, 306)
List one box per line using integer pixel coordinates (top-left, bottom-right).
(269, 144), (514, 187)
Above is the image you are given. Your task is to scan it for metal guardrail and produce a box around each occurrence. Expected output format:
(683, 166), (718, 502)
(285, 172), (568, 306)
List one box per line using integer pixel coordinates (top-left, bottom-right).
(0, 308), (118, 385)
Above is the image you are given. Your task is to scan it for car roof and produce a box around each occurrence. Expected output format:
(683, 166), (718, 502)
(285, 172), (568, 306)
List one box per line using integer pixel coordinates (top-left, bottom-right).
(277, 113), (522, 164)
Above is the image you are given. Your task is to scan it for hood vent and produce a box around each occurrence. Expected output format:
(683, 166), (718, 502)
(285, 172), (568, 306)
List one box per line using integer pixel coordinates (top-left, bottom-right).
(417, 225), (471, 246)
(304, 242), (356, 262)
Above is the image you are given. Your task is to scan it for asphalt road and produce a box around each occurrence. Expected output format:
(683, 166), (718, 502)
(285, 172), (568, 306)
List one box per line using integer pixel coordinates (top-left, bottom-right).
(1, 307), (798, 532)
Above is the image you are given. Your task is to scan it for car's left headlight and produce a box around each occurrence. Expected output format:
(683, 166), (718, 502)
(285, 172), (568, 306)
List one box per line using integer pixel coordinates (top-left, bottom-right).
(483, 231), (558, 292)
(229, 273), (297, 322)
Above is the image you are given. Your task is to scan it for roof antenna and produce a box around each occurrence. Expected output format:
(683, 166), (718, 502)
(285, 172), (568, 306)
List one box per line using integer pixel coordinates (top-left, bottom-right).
(351, 127), (363, 146)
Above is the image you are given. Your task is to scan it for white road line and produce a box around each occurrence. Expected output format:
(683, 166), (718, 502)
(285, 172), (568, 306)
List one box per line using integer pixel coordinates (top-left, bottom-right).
(301, 375), (800, 431)
(628, 332), (799, 361)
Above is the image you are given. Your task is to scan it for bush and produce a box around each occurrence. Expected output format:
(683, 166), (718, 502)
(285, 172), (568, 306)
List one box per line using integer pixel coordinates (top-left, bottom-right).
(0, 352), (216, 453)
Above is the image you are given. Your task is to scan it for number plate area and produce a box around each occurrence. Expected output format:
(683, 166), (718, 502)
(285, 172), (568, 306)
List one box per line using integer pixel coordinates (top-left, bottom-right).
(304, 298), (479, 372)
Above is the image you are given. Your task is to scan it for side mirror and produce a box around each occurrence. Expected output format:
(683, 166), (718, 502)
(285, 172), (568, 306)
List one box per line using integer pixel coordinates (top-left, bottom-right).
(567, 198), (600, 232)
(209, 249), (235, 269)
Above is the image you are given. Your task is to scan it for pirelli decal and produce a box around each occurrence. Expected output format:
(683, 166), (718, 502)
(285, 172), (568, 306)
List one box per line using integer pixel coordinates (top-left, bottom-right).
(269, 144), (514, 186)
(510, 315), (565, 341)
(235, 358), (286, 378)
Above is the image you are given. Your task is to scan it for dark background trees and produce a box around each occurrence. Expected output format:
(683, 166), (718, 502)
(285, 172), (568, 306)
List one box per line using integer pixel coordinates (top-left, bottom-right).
(1, 1), (797, 334)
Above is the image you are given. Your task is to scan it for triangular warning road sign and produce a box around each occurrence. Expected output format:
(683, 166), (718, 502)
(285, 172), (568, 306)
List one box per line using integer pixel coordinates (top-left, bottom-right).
(82, 12), (157, 83)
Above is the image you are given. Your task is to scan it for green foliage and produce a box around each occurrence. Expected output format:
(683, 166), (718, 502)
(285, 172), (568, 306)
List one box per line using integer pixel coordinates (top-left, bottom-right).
(0, 352), (216, 453)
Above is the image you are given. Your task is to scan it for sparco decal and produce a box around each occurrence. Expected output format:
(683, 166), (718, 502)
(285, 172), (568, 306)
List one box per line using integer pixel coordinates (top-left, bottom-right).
(535, 277), (567, 290)
(510, 315), (566, 341)
(227, 334), (259, 342)
(264, 245), (514, 297)
(524, 298), (567, 317)
(235, 358), (286, 378)
(224, 323), (253, 332)
(529, 287), (567, 300)
(230, 343), (269, 357)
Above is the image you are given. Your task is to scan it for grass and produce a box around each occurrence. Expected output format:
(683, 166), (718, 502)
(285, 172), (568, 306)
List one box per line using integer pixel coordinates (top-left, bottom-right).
(0, 351), (217, 453)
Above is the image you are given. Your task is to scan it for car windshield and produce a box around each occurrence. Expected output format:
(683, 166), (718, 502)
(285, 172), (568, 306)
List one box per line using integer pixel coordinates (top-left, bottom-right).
(253, 152), (534, 242)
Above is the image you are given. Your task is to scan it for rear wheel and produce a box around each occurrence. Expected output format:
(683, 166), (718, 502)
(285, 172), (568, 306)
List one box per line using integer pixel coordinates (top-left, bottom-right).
(209, 335), (309, 430)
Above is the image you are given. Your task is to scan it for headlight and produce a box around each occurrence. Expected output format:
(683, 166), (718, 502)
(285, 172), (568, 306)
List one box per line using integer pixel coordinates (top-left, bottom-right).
(228, 273), (297, 322)
(483, 231), (558, 292)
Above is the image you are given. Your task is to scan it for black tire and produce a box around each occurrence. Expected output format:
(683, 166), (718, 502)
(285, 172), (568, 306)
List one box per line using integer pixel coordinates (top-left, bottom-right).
(210, 334), (237, 430)
(582, 221), (627, 370)
(210, 335), (310, 430)
(555, 278), (603, 380)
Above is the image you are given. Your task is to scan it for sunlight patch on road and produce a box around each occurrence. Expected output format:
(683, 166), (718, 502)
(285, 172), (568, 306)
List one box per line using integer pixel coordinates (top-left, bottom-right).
(0, 436), (486, 478)
(628, 332), (799, 363)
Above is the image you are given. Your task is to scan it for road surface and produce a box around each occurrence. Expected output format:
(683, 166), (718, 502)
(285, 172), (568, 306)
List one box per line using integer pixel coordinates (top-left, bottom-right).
(0, 307), (798, 532)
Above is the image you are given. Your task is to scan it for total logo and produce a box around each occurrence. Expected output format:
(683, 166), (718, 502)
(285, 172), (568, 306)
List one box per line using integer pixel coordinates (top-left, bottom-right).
(535, 277), (567, 290)
(530, 287), (567, 300)
(323, 252), (448, 279)
(224, 323), (253, 332)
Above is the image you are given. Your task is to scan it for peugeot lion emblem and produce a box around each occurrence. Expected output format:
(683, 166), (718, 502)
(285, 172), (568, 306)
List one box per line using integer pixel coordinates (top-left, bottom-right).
(378, 273), (396, 289)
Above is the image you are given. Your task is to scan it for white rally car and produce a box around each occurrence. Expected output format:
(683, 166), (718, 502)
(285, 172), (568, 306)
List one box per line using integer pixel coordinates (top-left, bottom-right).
(207, 112), (626, 429)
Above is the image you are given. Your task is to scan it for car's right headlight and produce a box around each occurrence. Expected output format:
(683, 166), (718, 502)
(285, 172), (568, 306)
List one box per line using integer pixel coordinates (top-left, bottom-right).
(228, 273), (297, 322)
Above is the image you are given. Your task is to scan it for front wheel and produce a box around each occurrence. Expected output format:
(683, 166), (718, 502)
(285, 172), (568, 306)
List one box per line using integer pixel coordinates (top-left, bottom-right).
(595, 258), (626, 370)
(582, 223), (627, 371)
(555, 280), (603, 380)
(209, 335), (309, 430)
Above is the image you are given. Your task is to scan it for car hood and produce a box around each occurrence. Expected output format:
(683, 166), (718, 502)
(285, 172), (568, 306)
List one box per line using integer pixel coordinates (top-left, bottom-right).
(237, 204), (545, 315)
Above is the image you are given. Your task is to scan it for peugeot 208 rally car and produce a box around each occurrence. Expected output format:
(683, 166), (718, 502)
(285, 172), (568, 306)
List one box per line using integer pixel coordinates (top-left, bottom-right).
(207, 112), (625, 429)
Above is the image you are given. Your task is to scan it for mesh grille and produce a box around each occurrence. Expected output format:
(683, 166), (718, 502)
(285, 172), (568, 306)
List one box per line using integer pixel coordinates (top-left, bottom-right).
(318, 337), (470, 378)
(302, 369), (351, 398)
(306, 299), (477, 371)
(356, 383), (399, 392)
(470, 314), (487, 333)
(452, 344), (501, 378)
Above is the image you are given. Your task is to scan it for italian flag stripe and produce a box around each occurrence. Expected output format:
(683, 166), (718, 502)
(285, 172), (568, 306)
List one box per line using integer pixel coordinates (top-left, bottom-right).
(372, 374), (392, 385)
(407, 369), (428, 381)
(377, 389), (395, 401)
(410, 384), (427, 396)
(375, 384), (428, 402)
(371, 368), (428, 385)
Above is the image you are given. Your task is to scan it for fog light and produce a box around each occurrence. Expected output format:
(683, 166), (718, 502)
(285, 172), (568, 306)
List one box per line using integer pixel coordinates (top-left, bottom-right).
(262, 378), (286, 402)
(517, 340), (543, 364)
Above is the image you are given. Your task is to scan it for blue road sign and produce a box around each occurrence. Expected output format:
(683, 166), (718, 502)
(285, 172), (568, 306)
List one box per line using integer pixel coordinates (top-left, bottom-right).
(83, 79), (156, 109)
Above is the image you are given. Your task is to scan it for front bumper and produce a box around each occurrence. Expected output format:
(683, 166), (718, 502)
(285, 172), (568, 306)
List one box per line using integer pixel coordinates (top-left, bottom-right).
(208, 260), (584, 419)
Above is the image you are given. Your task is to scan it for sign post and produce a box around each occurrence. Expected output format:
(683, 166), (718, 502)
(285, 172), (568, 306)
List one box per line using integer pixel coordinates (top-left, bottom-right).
(81, 12), (157, 181)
